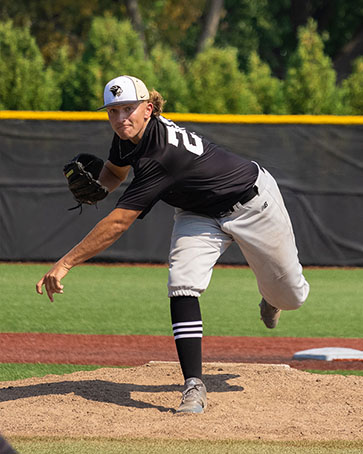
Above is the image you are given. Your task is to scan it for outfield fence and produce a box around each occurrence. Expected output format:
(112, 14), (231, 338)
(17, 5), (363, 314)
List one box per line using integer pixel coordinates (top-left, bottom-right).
(0, 112), (362, 266)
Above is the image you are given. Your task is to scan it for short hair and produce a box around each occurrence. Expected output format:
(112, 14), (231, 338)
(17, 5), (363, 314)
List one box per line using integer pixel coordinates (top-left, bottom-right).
(149, 90), (166, 116)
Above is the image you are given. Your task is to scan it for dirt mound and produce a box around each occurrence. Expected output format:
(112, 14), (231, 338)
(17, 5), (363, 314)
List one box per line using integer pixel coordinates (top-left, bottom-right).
(0, 362), (362, 441)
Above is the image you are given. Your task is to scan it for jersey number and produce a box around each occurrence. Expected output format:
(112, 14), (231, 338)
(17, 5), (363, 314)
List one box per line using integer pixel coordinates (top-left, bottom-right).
(165, 124), (204, 156)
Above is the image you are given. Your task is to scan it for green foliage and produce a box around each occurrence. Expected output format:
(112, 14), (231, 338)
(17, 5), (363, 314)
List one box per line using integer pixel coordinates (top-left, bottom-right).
(216, 0), (287, 74)
(0, 0), (123, 62)
(140, 0), (205, 53)
(150, 44), (189, 113)
(0, 6), (362, 113)
(0, 20), (61, 110)
(284, 19), (341, 115)
(0, 1), (362, 114)
(186, 47), (261, 114)
(341, 57), (363, 114)
(72, 16), (156, 111)
(49, 45), (82, 111)
(318, 0), (363, 59)
(246, 52), (287, 114)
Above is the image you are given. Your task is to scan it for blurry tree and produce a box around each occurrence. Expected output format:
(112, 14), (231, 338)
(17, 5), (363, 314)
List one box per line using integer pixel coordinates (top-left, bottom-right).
(0, 20), (61, 110)
(72, 16), (156, 111)
(215, 0), (288, 75)
(138, 0), (205, 57)
(50, 45), (81, 111)
(246, 52), (287, 114)
(1, 0), (362, 82)
(341, 57), (363, 114)
(0, 0), (124, 62)
(288, 0), (363, 82)
(1, 2), (362, 112)
(125, 0), (147, 56)
(150, 44), (189, 112)
(186, 46), (260, 114)
(284, 19), (342, 114)
(196, 0), (224, 54)
(213, 0), (363, 81)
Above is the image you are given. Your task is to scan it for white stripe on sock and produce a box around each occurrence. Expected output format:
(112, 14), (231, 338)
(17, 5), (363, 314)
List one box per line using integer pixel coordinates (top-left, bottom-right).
(174, 333), (203, 340)
(172, 321), (203, 328)
(173, 327), (203, 334)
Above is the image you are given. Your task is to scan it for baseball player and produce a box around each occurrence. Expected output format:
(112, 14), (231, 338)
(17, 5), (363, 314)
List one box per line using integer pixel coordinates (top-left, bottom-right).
(36, 75), (310, 414)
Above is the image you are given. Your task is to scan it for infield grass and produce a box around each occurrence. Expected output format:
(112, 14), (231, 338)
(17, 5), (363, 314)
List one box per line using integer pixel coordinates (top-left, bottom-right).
(8, 437), (363, 454)
(0, 263), (362, 337)
(0, 363), (121, 381)
(0, 363), (360, 382)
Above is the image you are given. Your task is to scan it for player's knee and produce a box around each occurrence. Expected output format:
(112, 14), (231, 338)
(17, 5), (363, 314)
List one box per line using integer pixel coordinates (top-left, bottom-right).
(283, 294), (306, 311)
(261, 279), (310, 311)
(269, 280), (310, 311)
(293, 279), (310, 309)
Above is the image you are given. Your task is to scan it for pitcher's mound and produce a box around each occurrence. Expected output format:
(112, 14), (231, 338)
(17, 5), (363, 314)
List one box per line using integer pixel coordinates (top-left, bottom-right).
(0, 362), (362, 441)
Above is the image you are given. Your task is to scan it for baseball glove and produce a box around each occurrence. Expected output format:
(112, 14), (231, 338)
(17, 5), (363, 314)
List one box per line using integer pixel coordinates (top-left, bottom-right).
(63, 153), (108, 210)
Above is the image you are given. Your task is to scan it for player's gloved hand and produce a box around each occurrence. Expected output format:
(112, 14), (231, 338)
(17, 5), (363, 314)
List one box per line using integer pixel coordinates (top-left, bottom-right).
(63, 153), (109, 210)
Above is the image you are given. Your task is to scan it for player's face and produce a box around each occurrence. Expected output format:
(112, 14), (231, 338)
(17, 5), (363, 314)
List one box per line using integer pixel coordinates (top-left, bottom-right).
(107, 102), (153, 144)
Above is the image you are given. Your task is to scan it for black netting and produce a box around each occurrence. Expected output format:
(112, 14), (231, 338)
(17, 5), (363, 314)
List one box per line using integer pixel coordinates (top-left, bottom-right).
(1, 119), (362, 265)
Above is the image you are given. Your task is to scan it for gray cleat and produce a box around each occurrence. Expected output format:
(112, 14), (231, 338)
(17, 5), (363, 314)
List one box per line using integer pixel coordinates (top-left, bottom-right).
(259, 298), (281, 329)
(176, 377), (207, 414)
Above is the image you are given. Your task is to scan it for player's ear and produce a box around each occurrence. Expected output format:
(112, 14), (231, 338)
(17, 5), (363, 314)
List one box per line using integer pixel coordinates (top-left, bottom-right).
(144, 102), (154, 118)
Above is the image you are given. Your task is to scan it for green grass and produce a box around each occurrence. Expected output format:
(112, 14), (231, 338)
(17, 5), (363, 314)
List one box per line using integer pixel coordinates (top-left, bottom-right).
(306, 369), (363, 376)
(0, 263), (362, 337)
(0, 264), (170, 335)
(202, 266), (363, 337)
(0, 363), (118, 381)
(7, 437), (363, 454)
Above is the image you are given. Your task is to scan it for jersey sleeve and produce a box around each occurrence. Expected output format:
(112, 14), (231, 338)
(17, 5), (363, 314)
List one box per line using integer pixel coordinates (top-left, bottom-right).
(115, 159), (174, 213)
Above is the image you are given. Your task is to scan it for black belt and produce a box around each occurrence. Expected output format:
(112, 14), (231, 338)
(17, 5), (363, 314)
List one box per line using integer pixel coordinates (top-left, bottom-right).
(217, 185), (259, 218)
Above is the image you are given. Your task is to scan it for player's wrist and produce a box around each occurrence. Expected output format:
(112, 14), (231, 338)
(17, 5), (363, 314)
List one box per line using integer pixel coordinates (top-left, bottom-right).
(56, 257), (74, 272)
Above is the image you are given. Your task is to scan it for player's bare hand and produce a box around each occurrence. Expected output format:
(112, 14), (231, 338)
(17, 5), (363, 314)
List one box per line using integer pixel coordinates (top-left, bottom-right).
(36, 261), (71, 302)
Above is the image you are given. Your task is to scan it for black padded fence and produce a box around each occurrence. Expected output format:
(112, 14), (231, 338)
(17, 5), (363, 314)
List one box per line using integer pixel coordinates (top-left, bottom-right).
(0, 115), (362, 266)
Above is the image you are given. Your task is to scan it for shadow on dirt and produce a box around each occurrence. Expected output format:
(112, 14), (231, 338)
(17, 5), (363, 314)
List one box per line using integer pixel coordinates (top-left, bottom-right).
(0, 373), (244, 413)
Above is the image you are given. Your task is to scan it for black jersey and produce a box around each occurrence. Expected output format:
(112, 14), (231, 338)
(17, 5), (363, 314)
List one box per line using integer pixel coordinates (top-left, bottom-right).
(108, 115), (257, 218)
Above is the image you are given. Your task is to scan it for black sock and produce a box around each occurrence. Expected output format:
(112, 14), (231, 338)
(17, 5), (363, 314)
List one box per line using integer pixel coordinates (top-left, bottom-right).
(170, 296), (202, 380)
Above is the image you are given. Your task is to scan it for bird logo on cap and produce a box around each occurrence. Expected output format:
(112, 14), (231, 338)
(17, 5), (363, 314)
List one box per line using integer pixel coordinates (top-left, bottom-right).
(110, 85), (123, 97)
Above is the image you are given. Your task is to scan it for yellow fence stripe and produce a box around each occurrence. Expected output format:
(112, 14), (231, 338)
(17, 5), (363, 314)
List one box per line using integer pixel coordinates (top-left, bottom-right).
(0, 111), (107, 121)
(168, 113), (363, 125)
(0, 110), (362, 124)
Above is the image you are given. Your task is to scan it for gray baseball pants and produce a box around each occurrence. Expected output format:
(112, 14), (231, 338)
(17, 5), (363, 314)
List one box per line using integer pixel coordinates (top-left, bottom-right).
(168, 165), (310, 310)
